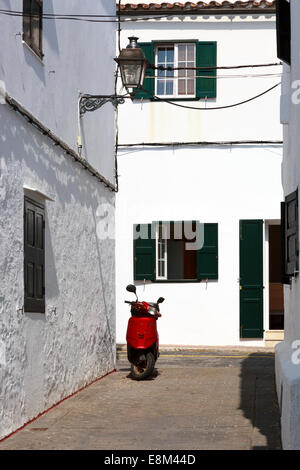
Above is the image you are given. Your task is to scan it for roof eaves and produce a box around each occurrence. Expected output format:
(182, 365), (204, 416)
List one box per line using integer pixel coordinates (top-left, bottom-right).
(119, 1), (276, 16)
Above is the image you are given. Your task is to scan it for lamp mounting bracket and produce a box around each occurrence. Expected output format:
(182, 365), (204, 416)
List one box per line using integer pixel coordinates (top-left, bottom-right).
(79, 94), (127, 116)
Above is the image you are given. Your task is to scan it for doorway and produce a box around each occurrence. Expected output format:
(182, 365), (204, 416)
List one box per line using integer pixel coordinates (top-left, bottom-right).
(239, 220), (264, 339)
(268, 225), (284, 330)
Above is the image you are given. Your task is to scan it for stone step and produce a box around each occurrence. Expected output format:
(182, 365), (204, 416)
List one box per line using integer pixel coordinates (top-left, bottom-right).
(265, 330), (284, 340)
(265, 330), (284, 348)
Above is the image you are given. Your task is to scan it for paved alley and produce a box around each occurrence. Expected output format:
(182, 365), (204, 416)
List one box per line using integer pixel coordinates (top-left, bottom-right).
(0, 349), (281, 450)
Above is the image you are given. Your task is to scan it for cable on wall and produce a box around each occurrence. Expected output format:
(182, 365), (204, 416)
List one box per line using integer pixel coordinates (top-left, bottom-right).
(137, 82), (281, 111)
(118, 140), (283, 148)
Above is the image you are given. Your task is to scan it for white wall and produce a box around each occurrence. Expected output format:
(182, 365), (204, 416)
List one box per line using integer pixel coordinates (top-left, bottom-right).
(118, 14), (282, 144)
(0, 0), (116, 182)
(0, 0), (116, 440)
(0, 103), (116, 440)
(116, 10), (283, 347)
(116, 144), (283, 346)
(275, 0), (300, 450)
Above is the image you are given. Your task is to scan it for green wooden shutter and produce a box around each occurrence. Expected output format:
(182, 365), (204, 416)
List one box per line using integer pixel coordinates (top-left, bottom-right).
(133, 42), (155, 100)
(239, 220), (263, 339)
(284, 188), (299, 276)
(24, 197), (45, 313)
(134, 224), (155, 281)
(197, 223), (218, 280)
(281, 201), (291, 284)
(196, 42), (217, 99)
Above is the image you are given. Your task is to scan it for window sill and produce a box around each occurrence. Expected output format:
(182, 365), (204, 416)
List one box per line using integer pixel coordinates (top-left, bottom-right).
(24, 311), (46, 315)
(155, 279), (200, 283)
(152, 279), (218, 283)
(154, 97), (198, 102)
(132, 96), (217, 102)
(22, 40), (44, 65)
(134, 97), (217, 102)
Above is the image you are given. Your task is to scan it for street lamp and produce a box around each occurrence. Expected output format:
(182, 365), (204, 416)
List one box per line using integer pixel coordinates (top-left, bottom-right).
(79, 37), (148, 116)
(115, 36), (147, 91)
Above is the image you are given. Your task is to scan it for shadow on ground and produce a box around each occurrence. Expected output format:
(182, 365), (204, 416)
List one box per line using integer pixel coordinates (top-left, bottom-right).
(239, 353), (282, 450)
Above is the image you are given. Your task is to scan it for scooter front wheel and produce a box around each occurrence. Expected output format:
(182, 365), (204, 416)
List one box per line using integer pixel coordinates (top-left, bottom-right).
(131, 352), (155, 380)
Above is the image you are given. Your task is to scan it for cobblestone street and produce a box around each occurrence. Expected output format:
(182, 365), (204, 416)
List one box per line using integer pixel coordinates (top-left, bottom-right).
(0, 349), (281, 450)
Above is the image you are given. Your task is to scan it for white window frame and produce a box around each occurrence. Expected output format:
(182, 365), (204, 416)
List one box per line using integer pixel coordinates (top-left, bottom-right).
(155, 43), (196, 99)
(156, 223), (168, 280)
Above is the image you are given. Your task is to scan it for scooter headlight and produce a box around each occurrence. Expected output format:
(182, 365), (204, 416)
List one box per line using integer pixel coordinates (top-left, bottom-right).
(148, 306), (157, 316)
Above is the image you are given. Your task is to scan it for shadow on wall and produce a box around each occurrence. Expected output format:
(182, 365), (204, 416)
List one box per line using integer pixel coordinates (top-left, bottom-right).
(44, 0), (60, 55)
(239, 353), (282, 450)
(0, 103), (116, 365)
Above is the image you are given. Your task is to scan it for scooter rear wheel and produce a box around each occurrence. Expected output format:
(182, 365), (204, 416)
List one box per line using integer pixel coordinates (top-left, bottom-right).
(131, 352), (155, 380)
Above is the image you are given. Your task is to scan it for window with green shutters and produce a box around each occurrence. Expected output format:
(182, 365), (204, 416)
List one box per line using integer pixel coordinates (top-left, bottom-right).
(134, 41), (217, 101)
(134, 221), (218, 282)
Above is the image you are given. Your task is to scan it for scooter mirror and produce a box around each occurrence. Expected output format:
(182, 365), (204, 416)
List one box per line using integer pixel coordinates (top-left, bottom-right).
(126, 284), (136, 294)
(157, 297), (165, 304)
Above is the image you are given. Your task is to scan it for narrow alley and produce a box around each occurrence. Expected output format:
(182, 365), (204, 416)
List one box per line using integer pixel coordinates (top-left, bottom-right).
(0, 349), (281, 450)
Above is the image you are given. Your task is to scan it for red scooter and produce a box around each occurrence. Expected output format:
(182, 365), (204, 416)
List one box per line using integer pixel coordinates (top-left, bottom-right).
(125, 284), (164, 380)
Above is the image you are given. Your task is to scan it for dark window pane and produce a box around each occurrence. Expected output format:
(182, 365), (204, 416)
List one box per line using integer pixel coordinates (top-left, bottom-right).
(187, 44), (194, 61)
(178, 45), (186, 61)
(166, 48), (174, 63)
(157, 48), (166, 63)
(187, 79), (194, 95)
(167, 240), (184, 280)
(178, 79), (186, 95)
(166, 81), (173, 95)
(157, 80), (164, 95)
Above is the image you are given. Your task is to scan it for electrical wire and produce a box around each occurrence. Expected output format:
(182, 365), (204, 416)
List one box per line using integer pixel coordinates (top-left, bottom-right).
(137, 82), (281, 110)
(151, 62), (282, 71)
(0, 7), (278, 23)
(118, 140), (283, 148)
(144, 73), (282, 80)
(0, 9), (226, 22)
(1, 9), (282, 71)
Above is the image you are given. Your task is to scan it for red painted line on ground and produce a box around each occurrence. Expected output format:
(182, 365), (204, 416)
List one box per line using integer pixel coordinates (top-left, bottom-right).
(0, 369), (116, 444)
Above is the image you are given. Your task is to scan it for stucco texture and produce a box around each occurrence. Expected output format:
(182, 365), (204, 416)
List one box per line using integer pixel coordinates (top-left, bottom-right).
(0, 103), (116, 440)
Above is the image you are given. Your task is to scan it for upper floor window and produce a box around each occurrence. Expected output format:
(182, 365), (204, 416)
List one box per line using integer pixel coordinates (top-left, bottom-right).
(23, 0), (43, 59)
(134, 41), (216, 101)
(156, 43), (196, 98)
(276, 0), (291, 65)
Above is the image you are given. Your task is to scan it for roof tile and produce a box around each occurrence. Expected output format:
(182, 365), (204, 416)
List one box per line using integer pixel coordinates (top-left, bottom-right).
(119, 1), (276, 13)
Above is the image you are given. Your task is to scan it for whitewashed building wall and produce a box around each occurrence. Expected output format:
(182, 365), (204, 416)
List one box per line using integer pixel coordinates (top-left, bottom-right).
(0, 0), (116, 440)
(116, 2), (283, 347)
(275, 0), (300, 451)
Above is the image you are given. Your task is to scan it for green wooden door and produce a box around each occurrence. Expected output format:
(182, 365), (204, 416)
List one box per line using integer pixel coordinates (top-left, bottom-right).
(240, 220), (264, 338)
